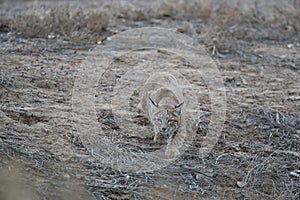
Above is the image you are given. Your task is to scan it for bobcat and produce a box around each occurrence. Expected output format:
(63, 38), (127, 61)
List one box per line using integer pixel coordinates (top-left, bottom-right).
(139, 72), (185, 157)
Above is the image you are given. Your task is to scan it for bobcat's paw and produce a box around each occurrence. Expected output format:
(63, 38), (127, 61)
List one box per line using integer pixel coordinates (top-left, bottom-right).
(153, 135), (157, 143)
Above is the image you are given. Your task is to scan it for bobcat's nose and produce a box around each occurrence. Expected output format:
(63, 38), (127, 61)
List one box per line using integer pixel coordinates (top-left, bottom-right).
(162, 127), (167, 132)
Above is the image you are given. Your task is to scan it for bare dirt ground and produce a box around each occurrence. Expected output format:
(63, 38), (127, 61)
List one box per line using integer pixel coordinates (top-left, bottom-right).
(0, 0), (299, 199)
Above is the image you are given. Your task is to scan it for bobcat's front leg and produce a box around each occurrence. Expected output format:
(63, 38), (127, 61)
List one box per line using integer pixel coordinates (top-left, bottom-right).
(153, 126), (159, 143)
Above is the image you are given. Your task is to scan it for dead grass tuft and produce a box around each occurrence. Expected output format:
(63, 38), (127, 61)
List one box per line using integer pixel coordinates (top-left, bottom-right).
(237, 1), (300, 40)
(0, 18), (13, 33)
(157, 0), (212, 20)
(12, 6), (110, 43)
(209, 1), (241, 29)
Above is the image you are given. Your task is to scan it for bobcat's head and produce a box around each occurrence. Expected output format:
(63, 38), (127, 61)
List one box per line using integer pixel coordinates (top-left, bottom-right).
(149, 97), (184, 135)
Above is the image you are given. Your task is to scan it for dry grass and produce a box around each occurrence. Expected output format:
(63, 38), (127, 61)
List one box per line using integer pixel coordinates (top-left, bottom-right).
(237, 1), (300, 40)
(2, 0), (299, 47)
(12, 6), (110, 43)
(0, 18), (13, 33)
(0, 1), (299, 199)
(156, 0), (212, 20)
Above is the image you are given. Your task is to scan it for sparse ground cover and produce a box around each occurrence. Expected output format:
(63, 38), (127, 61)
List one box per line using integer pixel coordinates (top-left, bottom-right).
(0, 0), (299, 199)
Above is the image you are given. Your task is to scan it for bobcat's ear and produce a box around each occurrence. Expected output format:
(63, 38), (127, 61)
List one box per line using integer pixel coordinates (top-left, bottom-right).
(174, 102), (184, 115)
(149, 97), (158, 107)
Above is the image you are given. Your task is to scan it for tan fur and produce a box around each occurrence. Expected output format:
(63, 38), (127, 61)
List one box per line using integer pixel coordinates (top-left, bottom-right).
(139, 72), (185, 157)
